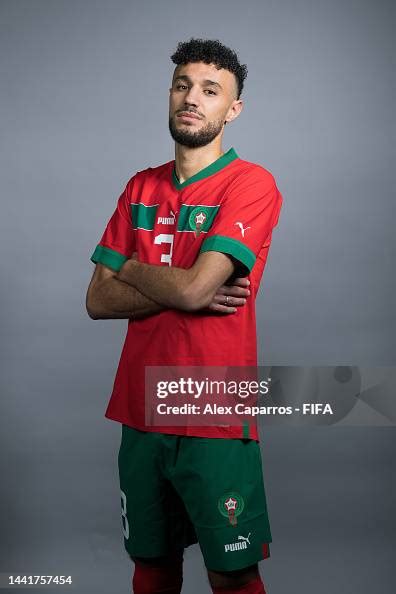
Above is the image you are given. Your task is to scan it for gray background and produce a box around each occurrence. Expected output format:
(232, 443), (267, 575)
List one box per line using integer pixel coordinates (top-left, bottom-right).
(0, 0), (394, 592)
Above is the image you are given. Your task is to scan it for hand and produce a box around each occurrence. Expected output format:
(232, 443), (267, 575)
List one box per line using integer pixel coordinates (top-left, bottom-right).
(206, 277), (251, 314)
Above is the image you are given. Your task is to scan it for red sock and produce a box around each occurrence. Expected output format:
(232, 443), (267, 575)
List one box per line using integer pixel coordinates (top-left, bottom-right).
(211, 574), (266, 594)
(132, 558), (183, 594)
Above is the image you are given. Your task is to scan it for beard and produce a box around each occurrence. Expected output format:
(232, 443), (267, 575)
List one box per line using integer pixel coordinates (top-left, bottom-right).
(168, 114), (225, 148)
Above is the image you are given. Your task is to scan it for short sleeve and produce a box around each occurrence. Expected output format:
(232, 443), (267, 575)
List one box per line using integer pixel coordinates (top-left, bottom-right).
(199, 167), (283, 276)
(90, 178), (136, 272)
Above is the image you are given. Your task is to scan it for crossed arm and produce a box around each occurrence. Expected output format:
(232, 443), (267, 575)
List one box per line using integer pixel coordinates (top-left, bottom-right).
(86, 251), (251, 320)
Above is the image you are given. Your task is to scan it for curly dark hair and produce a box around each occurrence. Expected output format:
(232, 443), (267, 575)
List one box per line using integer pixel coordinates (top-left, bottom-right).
(170, 38), (248, 100)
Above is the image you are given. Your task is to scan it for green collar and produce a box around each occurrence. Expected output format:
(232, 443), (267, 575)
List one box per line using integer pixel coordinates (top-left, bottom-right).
(171, 147), (239, 190)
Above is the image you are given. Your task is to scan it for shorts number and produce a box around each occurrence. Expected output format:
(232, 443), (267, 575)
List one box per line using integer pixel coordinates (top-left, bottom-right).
(154, 234), (174, 266)
(120, 489), (129, 539)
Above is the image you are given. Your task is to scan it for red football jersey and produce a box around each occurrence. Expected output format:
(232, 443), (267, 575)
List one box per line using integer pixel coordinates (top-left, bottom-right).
(90, 147), (283, 440)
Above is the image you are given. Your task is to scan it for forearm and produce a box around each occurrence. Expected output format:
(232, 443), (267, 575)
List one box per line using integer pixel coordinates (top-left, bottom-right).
(117, 259), (202, 311)
(87, 275), (165, 320)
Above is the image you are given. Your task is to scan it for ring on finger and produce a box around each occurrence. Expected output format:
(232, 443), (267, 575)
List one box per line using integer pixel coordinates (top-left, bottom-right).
(225, 295), (230, 306)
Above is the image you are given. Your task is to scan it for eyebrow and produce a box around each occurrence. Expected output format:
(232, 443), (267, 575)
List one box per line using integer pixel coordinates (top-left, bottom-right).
(173, 75), (223, 90)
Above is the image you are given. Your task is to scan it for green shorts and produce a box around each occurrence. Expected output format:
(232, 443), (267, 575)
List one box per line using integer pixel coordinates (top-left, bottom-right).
(118, 425), (272, 572)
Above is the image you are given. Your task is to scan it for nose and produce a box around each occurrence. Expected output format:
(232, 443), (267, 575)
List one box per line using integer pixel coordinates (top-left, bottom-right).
(183, 85), (200, 107)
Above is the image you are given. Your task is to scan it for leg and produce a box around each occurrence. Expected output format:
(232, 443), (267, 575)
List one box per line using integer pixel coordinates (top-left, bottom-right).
(130, 551), (184, 594)
(171, 437), (272, 585)
(118, 427), (197, 592)
(208, 563), (266, 593)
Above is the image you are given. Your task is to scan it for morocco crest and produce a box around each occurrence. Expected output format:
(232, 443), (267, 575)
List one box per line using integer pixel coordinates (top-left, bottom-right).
(188, 206), (210, 237)
(218, 492), (245, 526)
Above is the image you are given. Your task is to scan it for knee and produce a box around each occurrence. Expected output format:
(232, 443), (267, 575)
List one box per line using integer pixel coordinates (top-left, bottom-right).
(208, 563), (259, 589)
(131, 553), (183, 594)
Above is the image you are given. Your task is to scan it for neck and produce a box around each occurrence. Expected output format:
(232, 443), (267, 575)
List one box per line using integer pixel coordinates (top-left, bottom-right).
(174, 140), (224, 183)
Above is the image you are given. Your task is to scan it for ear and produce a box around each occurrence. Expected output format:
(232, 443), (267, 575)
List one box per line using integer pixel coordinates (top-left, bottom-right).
(225, 99), (243, 125)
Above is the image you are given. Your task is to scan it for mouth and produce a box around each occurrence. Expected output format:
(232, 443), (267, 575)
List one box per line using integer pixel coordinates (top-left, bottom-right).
(176, 111), (202, 121)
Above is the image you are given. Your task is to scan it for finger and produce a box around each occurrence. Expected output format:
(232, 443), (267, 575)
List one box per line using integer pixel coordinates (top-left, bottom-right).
(224, 286), (250, 298)
(216, 285), (250, 297)
(227, 297), (247, 307)
(212, 295), (247, 307)
(212, 295), (246, 307)
(232, 277), (251, 287)
(215, 285), (227, 295)
(207, 303), (237, 314)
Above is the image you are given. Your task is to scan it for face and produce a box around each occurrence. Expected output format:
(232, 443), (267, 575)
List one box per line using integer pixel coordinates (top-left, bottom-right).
(168, 62), (243, 148)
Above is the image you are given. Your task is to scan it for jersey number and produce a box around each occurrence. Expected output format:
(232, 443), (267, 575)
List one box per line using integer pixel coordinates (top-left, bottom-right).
(120, 489), (129, 539)
(154, 233), (174, 266)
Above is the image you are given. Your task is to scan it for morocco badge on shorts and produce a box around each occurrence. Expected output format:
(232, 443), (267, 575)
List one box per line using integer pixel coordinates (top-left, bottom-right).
(218, 492), (245, 526)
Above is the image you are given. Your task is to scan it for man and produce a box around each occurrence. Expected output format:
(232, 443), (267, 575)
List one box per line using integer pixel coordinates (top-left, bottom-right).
(86, 38), (282, 594)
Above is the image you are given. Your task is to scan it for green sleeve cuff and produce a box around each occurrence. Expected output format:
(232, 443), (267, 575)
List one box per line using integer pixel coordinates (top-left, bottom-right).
(200, 235), (256, 275)
(90, 245), (128, 272)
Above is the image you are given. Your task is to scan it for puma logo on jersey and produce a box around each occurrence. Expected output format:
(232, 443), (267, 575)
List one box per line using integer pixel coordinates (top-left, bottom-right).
(235, 222), (251, 237)
(224, 533), (252, 553)
(157, 211), (176, 225)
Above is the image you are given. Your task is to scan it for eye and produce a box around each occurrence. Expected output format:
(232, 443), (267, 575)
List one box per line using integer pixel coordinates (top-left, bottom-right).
(176, 84), (188, 90)
(204, 89), (216, 95)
